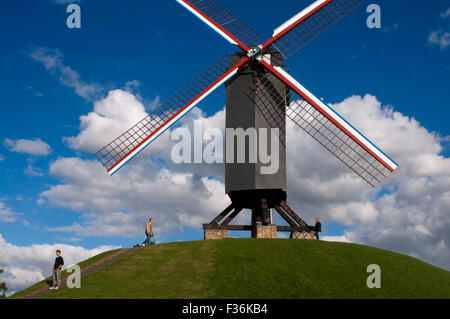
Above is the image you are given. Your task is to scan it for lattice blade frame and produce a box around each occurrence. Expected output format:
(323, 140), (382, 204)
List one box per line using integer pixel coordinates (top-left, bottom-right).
(257, 62), (398, 187)
(263, 0), (367, 58)
(176, 0), (264, 51)
(96, 55), (251, 175)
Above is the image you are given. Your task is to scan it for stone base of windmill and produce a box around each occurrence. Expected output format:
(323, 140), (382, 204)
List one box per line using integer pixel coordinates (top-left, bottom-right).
(254, 225), (277, 239)
(290, 231), (316, 240)
(204, 229), (229, 240)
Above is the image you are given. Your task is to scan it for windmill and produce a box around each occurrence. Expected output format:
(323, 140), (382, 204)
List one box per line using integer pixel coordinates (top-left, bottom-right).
(95, 0), (398, 239)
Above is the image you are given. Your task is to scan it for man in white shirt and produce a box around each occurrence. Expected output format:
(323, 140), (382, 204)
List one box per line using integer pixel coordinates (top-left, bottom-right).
(142, 218), (154, 246)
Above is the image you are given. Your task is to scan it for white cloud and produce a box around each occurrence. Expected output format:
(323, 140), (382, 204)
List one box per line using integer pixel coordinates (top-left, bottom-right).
(41, 89), (230, 238)
(63, 89), (218, 175)
(64, 89), (149, 152)
(0, 154), (4, 161)
(381, 23), (400, 34)
(0, 234), (117, 296)
(41, 157), (229, 237)
(428, 30), (450, 50)
(24, 158), (45, 177)
(30, 47), (103, 101)
(39, 90), (450, 270)
(0, 202), (20, 223)
(26, 86), (43, 98)
(427, 8), (450, 51)
(284, 94), (450, 269)
(321, 236), (351, 243)
(4, 138), (52, 156)
(440, 8), (450, 19)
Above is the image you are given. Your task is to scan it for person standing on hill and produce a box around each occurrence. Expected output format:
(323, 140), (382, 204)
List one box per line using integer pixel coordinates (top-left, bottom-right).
(50, 250), (64, 290)
(142, 218), (154, 246)
(315, 218), (322, 240)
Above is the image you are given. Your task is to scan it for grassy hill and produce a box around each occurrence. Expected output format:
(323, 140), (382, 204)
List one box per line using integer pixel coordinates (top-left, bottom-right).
(11, 239), (450, 299)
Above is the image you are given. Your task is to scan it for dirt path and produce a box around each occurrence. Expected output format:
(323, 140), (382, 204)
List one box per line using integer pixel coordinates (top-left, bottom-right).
(18, 247), (139, 299)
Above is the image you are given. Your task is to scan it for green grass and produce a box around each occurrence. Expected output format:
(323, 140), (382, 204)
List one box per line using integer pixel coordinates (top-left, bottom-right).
(12, 239), (450, 299)
(10, 249), (121, 299)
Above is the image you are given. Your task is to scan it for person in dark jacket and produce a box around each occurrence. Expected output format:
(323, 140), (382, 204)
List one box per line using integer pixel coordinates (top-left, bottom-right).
(314, 218), (322, 240)
(50, 250), (64, 290)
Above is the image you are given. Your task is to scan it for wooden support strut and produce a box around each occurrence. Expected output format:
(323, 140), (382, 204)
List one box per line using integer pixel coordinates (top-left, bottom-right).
(261, 199), (271, 225)
(205, 204), (235, 229)
(273, 204), (301, 232)
(213, 225), (294, 232)
(220, 207), (243, 227)
(204, 200), (312, 234)
(203, 205), (244, 230)
(279, 201), (309, 230)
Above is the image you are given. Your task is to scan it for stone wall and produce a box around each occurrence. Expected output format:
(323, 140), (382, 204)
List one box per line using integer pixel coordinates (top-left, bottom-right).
(254, 225), (277, 239)
(204, 227), (316, 240)
(290, 231), (316, 240)
(204, 229), (229, 240)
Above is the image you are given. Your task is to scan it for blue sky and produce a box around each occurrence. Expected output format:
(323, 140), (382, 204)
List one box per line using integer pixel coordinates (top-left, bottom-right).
(0, 0), (449, 256)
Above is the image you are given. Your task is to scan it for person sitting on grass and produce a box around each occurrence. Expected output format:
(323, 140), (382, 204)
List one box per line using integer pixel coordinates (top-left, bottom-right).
(50, 250), (64, 290)
(142, 218), (154, 246)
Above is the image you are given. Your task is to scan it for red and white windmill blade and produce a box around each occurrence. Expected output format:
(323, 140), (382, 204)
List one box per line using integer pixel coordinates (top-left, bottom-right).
(95, 0), (398, 187)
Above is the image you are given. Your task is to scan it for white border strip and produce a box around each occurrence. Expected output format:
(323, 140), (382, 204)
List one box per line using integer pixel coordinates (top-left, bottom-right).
(108, 68), (239, 175)
(273, 0), (329, 36)
(274, 66), (398, 170)
(176, 0), (238, 46)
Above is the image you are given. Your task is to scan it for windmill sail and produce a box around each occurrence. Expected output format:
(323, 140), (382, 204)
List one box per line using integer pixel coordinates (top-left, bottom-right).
(263, 0), (367, 58)
(256, 62), (397, 187)
(95, 0), (398, 184)
(95, 55), (250, 175)
(176, 0), (263, 51)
